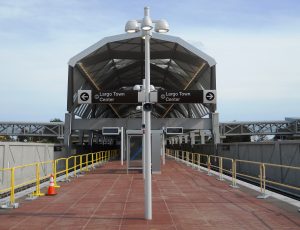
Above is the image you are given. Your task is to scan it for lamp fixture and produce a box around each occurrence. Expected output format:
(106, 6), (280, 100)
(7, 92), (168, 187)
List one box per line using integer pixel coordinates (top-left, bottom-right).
(125, 20), (140, 33)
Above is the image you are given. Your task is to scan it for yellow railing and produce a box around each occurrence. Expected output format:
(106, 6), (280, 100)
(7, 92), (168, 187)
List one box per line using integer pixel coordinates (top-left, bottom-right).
(0, 150), (118, 206)
(166, 148), (300, 195)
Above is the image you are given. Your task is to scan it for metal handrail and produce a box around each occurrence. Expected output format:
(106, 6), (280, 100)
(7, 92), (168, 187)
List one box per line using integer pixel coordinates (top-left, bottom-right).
(166, 148), (300, 195)
(0, 149), (118, 206)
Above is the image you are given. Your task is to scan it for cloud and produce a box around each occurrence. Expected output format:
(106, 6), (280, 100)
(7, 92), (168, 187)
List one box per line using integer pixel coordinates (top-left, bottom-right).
(0, 0), (299, 121)
(183, 29), (300, 120)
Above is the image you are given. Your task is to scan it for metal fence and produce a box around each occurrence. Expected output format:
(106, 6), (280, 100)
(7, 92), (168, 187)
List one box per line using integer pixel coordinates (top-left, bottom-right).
(166, 148), (300, 197)
(0, 150), (118, 208)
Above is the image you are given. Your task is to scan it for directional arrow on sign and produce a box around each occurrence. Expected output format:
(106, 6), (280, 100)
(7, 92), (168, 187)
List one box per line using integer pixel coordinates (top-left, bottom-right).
(205, 92), (215, 101)
(203, 90), (216, 104)
(80, 92), (89, 101)
(78, 90), (92, 104)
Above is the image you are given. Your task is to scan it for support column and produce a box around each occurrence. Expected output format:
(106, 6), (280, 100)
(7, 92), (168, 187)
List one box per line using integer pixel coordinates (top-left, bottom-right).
(121, 127), (124, 165)
(88, 131), (94, 147)
(212, 113), (220, 144)
(184, 135), (188, 144)
(79, 130), (84, 145)
(190, 132), (195, 145)
(67, 66), (74, 112)
(200, 130), (206, 144)
(64, 113), (73, 155)
(95, 133), (99, 144)
(152, 133), (161, 174)
(178, 136), (183, 144)
(162, 133), (166, 165)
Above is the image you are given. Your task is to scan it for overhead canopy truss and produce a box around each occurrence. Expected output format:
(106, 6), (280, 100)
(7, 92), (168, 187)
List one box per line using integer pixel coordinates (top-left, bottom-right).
(67, 32), (217, 120)
(0, 119), (299, 138)
(220, 118), (300, 136)
(0, 122), (64, 138)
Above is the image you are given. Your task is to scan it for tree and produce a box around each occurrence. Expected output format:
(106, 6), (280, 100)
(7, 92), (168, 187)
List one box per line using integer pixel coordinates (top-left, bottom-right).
(50, 118), (63, 122)
(0, 135), (12, 142)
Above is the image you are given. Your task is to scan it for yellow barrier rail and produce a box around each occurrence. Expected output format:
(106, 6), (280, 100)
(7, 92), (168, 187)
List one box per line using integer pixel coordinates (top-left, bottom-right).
(0, 149), (118, 207)
(166, 148), (300, 196)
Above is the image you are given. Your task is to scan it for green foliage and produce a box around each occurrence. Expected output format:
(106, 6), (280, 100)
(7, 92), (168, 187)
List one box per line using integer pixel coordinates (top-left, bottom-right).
(50, 118), (62, 122)
(0, 135), (11, 142)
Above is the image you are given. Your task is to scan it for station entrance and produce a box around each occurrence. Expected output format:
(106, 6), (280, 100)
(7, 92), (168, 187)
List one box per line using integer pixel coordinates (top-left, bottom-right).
(127, 134), (143, 171)
(125, 129), (163, 174)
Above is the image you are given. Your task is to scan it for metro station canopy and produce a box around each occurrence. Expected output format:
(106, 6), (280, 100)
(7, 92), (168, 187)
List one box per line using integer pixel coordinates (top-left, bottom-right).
(67, 32), (217, 119)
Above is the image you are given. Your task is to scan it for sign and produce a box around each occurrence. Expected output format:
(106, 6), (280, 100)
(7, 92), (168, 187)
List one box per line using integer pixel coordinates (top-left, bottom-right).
(157, 90), (216, 104)
(203, 90), (216, 104)
(102, 127), (120, 135)
(158, 90), (203, 103)
(78, 90), (216, 104)
(166, 127), (183, 135)
(78, 90), (138, 104)
(78, 90), (91, 104)
(93, 91), (138, 104)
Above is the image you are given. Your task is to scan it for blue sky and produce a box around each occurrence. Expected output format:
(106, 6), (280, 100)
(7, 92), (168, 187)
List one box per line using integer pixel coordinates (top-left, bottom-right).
(0, 0), (299, 122)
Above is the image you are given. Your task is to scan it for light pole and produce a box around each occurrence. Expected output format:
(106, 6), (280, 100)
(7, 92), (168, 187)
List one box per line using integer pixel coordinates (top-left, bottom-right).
(125, 6), (169, 220)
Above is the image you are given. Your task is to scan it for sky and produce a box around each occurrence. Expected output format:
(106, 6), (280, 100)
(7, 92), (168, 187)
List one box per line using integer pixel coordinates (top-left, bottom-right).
(0, 0), (300, 122)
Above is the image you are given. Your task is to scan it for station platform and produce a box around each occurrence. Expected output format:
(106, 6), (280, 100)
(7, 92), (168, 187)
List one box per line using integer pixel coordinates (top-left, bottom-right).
(0, 158), (299, 230)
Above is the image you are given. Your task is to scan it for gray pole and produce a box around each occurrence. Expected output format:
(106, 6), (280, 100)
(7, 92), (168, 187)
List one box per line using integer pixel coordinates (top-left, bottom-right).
(142, 79), (146, 179)
(121, 127), (124, 165)
(144, 6), (152, 221)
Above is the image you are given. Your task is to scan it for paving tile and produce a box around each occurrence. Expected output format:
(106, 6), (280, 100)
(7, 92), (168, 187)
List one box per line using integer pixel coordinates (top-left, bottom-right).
(0, 159), (299, 230)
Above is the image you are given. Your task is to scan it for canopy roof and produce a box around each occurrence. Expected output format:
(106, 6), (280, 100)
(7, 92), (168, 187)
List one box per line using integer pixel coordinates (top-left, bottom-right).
(67, 32), (217, 119)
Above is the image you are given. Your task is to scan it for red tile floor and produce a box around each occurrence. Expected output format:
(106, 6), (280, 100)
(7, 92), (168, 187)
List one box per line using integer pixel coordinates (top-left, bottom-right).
(0, 158), (299, 229)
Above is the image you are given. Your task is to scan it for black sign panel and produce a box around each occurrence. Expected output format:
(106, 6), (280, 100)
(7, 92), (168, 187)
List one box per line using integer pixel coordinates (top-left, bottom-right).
(166, 127), (183, 134)
(92, 91), (138, 104)
(102, 127), (120, 135)
(157, 90), (203, 104)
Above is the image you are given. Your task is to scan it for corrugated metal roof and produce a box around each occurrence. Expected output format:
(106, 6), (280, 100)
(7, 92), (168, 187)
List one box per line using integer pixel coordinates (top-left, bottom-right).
(68, 32), (216, 119)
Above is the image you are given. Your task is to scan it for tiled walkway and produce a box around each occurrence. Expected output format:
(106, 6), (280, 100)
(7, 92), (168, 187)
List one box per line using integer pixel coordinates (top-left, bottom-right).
(0, 158), (299, 229)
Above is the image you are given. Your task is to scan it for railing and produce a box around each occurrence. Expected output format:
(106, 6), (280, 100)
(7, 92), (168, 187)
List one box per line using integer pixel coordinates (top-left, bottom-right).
(166, 148), (300, 197)
(0, 150), (118, 207)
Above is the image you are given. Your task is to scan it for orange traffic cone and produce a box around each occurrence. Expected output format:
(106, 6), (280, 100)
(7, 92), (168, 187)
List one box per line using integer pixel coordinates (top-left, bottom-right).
(47, 174), (57, 196)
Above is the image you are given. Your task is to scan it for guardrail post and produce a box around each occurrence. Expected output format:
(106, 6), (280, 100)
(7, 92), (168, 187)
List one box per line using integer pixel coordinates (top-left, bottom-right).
(62, 158), (71, 182)
(10, 168), (16, 205)
(32, 163), (45, 197)
(0, 168), (19, 209)
(207, 156), (212, 176)
(85, 155), (89, 171)
(257, 163), (269, 199)
(218, 157), (224, 181)
(197, 154), (202, 172)
(74, 157), (77, 177)
(186, 152), (189, 166)
(53, 160), (60, 188)
(92, 153), (95, 169)
(80, 155), (83, 173)
(192, 153), (195, 169)
(230, 160), (239, 188)
(66, 158), (69, 180)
